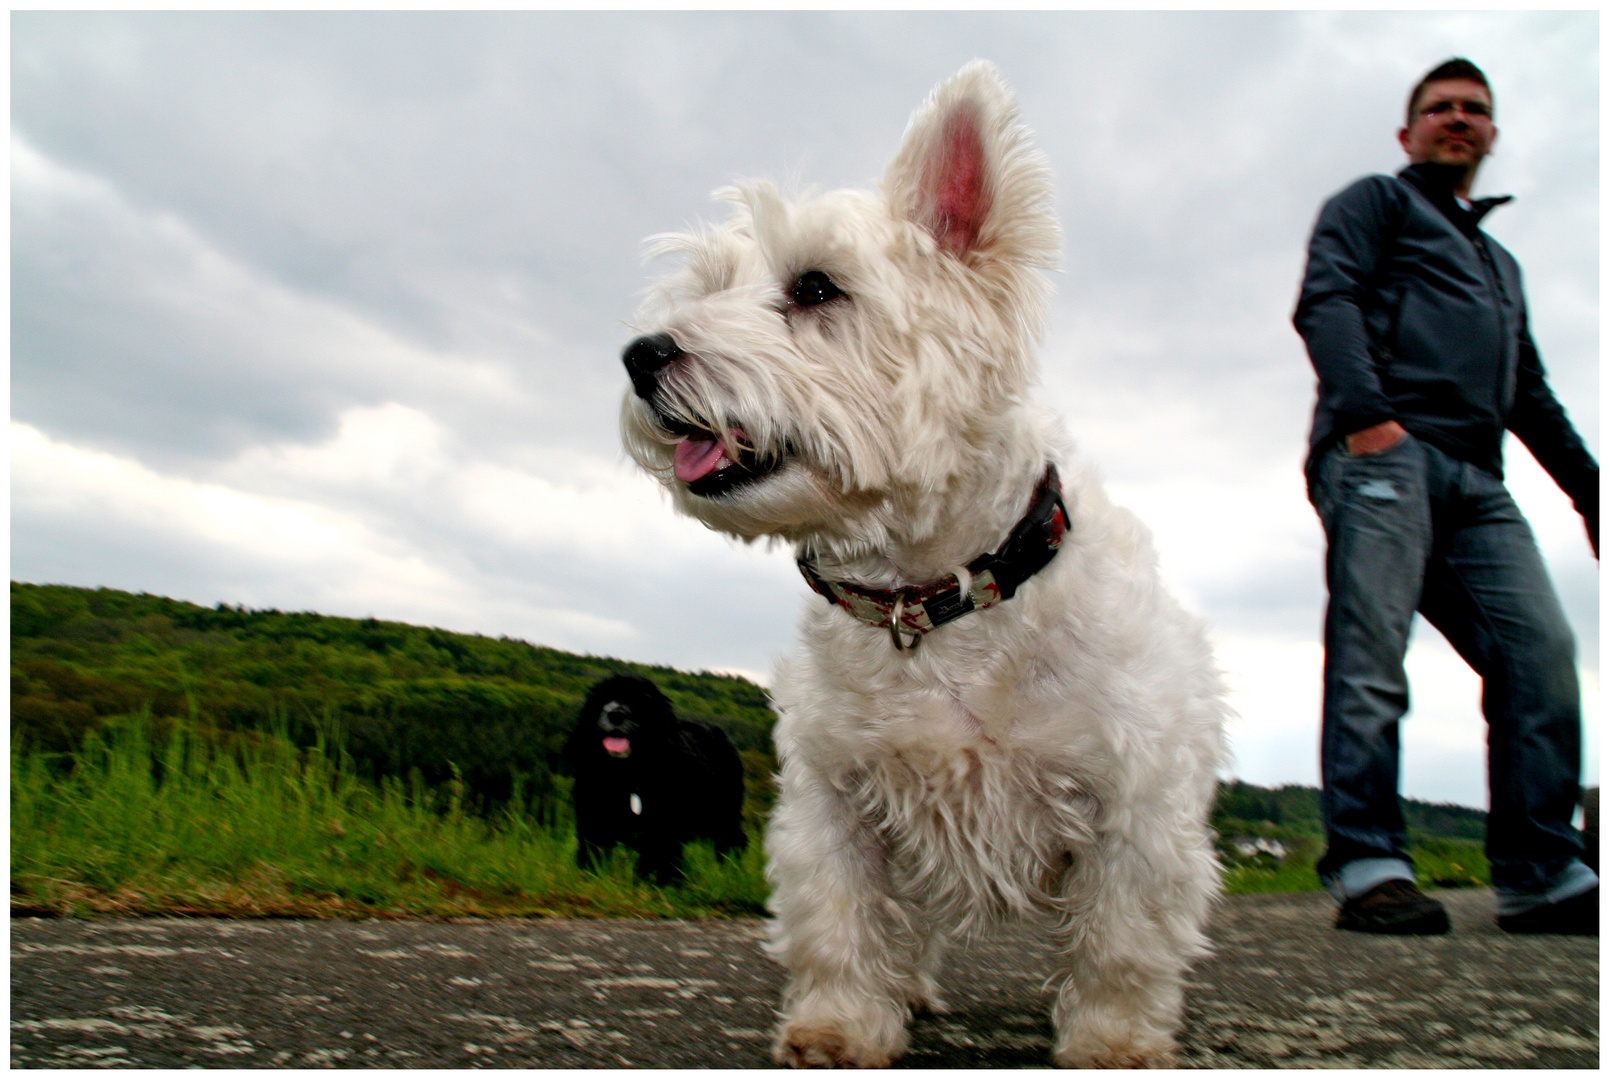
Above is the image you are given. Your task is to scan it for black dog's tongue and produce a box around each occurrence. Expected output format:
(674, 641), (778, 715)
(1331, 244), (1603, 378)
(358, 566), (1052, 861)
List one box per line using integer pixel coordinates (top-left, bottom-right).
(603, 737), (631, 758)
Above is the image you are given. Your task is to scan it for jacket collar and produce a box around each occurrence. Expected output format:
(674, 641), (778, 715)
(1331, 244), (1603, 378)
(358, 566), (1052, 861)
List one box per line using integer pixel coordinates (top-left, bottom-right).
(1398, 162), (1513, 235)
(797, 464), (1070, 652)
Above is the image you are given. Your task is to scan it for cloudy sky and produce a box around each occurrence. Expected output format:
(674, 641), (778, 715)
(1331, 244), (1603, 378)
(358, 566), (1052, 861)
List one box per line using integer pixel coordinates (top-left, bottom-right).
(11, 11), (1598, 807)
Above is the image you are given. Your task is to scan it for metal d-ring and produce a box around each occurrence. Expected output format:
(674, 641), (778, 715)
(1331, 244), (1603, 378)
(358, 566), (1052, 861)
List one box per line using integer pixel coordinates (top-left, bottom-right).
(889, 593), (921, 653)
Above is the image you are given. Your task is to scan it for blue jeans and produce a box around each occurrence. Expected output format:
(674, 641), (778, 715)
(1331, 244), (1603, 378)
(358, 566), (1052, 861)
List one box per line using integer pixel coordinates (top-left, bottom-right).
(1308, 433), (1590, 903)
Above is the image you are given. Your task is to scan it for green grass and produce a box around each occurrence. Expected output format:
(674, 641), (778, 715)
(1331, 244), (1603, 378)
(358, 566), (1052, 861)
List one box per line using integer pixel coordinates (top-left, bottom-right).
(1221, 840), (1491, 896)
(12, 713), (1491, 918)
(11, 716), (768, 919)
(1222, 857), (1326, 896)
(1406, 836), (1490, 889)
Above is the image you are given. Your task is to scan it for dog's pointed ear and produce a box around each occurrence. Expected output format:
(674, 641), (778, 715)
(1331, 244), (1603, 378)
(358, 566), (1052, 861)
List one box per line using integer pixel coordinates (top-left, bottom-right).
(884, 60), (1059, 270)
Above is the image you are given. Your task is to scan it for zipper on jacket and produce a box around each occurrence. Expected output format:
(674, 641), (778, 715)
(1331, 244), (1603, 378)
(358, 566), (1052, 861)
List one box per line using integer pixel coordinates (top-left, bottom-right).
(1472, 235), (1515, 422)
(1376, 285), (1405, 364)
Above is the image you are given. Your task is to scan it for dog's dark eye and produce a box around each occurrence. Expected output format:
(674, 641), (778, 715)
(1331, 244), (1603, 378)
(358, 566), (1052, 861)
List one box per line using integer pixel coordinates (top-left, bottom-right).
(792, 271), (844, 307)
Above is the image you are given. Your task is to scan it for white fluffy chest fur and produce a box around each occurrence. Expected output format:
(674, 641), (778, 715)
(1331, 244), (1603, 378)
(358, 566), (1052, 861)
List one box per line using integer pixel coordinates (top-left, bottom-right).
(844, 724), (1100, 931)
(773, 663), (1110, 926)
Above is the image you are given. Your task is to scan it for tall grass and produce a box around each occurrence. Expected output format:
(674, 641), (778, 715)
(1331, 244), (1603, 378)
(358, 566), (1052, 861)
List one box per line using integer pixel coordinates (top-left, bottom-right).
(12, 714), (1486, 919)
(11, 716), (768, 919)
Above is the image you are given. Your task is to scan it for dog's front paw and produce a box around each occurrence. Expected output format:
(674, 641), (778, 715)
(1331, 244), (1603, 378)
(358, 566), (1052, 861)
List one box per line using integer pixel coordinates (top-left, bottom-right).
(906, 975), (950, 1017)
(1051, 1033), (1176, 1069)
(773, 1021), (899, 1069)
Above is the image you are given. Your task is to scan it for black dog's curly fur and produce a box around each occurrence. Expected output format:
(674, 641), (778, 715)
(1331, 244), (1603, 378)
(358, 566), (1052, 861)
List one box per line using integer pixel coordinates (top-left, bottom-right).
(564, 674), (745, 883)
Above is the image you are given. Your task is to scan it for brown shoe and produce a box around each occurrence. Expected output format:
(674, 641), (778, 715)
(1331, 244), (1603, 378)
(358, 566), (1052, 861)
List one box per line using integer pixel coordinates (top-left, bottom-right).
(1335, 879), (1450, 935)
(1497, 886), (1598, 936)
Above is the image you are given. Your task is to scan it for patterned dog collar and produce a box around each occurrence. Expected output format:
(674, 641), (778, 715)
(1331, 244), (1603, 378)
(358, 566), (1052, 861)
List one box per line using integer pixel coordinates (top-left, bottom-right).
(797, 464), (1070, 652)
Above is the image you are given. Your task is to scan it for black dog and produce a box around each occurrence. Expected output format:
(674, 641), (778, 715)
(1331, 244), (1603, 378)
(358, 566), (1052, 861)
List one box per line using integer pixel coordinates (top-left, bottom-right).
(563, 674), (745, 883)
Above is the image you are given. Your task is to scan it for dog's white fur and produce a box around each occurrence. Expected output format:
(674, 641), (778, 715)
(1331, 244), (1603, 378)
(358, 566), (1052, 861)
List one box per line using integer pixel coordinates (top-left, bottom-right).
(621, 61), (1226, 1069)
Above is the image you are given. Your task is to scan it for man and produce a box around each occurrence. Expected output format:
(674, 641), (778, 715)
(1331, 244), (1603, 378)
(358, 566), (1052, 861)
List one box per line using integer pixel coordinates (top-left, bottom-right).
(1295, 58), (1598, 935)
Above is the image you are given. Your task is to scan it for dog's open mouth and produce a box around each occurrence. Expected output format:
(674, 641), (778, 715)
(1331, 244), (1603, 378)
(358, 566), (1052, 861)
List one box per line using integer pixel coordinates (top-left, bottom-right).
(603, 737), (631, 758)
(659, 414), (786, 498)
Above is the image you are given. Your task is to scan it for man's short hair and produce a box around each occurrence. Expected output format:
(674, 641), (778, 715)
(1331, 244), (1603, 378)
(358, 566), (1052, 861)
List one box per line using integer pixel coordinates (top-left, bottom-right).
(1406, 58), (1492, 125)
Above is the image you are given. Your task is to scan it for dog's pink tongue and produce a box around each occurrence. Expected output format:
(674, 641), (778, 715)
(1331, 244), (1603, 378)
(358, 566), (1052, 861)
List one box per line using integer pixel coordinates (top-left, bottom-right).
(674, 435), (733, 483)
(603, 737), (630, 756)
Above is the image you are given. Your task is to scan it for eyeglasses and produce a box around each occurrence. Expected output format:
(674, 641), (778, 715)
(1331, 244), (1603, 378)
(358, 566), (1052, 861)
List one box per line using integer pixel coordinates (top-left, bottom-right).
(1420, 99), (1492, 123)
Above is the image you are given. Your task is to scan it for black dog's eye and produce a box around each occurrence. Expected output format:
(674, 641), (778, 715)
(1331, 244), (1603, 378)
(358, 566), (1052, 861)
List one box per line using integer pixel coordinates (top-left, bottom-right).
(792, 270), (844, 307)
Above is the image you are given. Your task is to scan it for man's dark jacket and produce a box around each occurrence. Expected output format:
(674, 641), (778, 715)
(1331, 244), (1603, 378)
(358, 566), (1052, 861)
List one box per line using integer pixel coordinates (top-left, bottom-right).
(1294, 162), (1597, 531)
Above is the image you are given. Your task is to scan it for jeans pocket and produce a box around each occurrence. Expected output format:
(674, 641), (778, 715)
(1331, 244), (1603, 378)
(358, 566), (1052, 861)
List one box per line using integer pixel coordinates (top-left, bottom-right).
(1315, 433), (1421, 535)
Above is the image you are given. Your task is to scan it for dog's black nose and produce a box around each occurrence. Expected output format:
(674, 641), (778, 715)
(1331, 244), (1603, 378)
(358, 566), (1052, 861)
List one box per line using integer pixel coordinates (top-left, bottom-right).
(623, 333), (683, 400)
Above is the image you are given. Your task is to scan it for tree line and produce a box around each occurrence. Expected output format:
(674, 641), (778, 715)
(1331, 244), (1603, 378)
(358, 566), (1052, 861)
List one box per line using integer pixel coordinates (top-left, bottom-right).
(1214, 778), (1486, 843)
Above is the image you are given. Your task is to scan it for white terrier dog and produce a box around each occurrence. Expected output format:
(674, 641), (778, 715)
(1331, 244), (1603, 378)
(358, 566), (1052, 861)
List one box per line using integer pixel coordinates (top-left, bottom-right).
(620, 61), (1226, 1069)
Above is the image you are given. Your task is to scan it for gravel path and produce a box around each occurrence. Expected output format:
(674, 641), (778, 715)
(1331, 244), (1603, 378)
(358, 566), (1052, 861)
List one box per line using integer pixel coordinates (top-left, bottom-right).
(11, 888), (1597, 1068)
